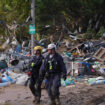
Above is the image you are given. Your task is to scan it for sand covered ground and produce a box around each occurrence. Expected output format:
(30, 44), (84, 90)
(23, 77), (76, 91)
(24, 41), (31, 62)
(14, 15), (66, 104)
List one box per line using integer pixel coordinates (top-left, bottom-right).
(0, 83), (105, 105)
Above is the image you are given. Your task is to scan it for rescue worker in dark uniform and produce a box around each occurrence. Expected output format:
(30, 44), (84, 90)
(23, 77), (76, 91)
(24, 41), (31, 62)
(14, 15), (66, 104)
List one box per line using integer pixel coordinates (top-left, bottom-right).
(28, 46), (44, 104)
(39, 44), (67, 105)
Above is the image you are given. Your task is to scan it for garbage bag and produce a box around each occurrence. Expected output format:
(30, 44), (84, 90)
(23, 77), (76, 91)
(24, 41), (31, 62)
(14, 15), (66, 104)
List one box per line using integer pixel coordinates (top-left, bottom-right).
(16, 75), (28, 85)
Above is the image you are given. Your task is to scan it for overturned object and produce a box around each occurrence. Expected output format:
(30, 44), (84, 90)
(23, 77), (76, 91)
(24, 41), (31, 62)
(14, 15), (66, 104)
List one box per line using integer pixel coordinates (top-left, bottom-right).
(11, 59), (19, 66)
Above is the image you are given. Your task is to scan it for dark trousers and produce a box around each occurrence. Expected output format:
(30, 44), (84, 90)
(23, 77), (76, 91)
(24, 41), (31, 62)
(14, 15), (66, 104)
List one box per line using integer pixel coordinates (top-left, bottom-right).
(29, 75), (41, 98)
(45, 74), (61, 100)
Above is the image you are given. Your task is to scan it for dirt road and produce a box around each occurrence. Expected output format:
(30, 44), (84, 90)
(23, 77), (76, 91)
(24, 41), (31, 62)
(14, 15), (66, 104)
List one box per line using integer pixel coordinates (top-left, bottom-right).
(0, 83), (105, 105)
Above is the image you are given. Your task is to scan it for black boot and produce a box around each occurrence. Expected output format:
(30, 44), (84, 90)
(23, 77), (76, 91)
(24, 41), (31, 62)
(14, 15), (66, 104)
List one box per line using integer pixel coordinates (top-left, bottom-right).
(33, 96), (37, 103)
(55, 96), (60, 105)
(35, 96), (40, 104)
(49, 97), (56, 105)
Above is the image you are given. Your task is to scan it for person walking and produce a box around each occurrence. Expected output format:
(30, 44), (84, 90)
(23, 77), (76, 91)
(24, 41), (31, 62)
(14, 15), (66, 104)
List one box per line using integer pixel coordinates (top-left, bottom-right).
(39, 43), (67, 105)
(28, 46), (44, 104)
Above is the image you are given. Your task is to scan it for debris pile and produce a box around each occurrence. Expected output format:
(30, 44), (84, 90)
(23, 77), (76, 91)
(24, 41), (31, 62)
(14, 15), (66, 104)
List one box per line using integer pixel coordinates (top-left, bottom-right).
(0, 39), (105, 87)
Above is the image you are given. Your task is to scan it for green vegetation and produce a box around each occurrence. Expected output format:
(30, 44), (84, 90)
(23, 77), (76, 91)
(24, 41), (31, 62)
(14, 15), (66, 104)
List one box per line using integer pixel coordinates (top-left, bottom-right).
(95, 27), (105, 39)
(84, 28), (96, 39)
(0, 0), (105, 42)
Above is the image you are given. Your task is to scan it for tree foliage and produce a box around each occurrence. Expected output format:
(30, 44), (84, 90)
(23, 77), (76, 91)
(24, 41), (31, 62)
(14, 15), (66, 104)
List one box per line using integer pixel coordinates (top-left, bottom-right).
(0, 0), (105, 41)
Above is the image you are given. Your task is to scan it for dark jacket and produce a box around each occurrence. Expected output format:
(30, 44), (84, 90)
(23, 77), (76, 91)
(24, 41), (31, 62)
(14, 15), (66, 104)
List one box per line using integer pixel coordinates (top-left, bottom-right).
(30, 55), (44, 76)
(39, 53), (67, 78)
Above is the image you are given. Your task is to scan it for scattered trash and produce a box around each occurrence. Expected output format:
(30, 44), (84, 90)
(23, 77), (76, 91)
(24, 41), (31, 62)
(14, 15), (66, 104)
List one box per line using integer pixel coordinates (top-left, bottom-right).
(93, 47), (105, 62)
(1, 39), (105, 88)
(99, 68), (105, 75)
(61, 77), (75, 87)
(16, 74), (28, 85)
(0, 82), (10, 87)
(0, 70), (16, 87)
(88, 76), (105, 85)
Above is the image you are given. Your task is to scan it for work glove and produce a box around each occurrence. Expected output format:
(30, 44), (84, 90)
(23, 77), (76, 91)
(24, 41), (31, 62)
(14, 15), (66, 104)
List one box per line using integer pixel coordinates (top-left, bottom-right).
(63, 75), (67, 81)
(27, 71), (31, 77)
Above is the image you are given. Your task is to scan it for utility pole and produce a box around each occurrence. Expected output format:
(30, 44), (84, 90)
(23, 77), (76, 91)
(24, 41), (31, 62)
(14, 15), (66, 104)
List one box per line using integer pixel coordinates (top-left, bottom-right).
(31, 0), (35, 55)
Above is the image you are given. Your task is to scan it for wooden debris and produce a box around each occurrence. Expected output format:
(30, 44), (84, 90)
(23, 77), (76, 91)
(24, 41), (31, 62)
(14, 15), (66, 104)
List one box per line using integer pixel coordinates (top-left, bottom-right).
(94, 47), (105, 62)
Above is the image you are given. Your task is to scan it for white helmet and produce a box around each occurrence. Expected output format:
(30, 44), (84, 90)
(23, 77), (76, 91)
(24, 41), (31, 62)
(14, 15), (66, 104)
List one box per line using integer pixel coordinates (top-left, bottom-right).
(47, 43), (56, 50)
